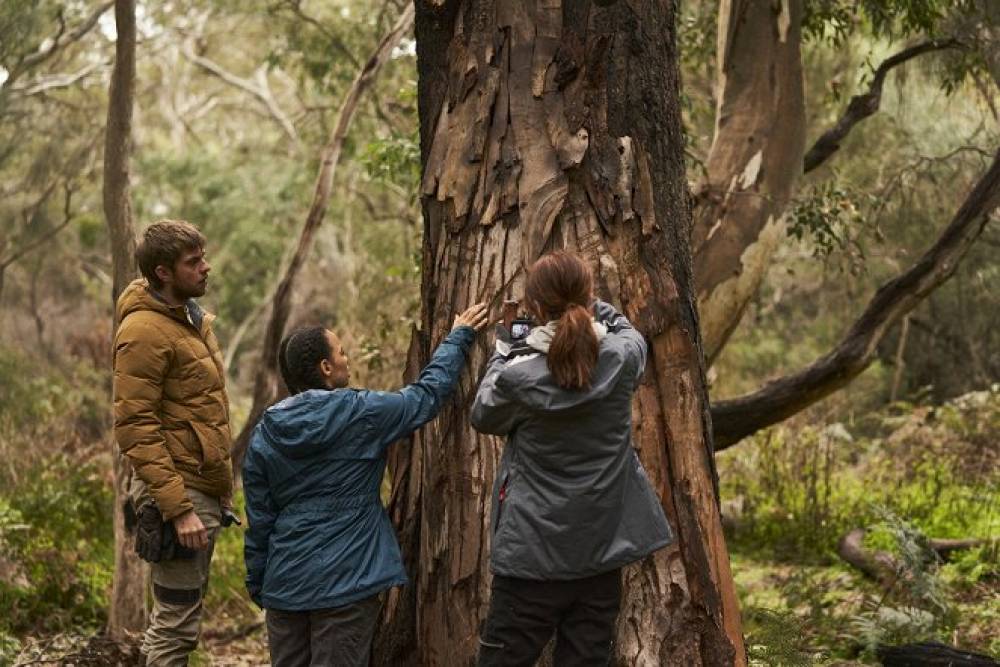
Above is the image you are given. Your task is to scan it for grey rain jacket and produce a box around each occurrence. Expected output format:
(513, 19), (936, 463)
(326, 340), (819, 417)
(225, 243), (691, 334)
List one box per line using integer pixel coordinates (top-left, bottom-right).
(471, 300), (674, 580)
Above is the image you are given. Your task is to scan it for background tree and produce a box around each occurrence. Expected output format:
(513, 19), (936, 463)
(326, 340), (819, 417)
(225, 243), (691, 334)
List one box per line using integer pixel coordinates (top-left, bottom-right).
(101, 0), (145, 639)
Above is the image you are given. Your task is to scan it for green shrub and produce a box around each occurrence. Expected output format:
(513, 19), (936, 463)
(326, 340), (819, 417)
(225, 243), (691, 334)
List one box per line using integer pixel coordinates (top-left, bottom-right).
(0, 454), (113, 635)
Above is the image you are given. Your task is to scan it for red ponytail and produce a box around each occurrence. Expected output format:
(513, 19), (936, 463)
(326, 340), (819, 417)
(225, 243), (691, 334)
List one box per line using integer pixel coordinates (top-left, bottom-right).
(525, 252), (599, 389)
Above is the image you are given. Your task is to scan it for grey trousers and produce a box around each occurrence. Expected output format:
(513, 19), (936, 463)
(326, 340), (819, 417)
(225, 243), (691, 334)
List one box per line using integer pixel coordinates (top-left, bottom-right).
(265, 595), (382, 667)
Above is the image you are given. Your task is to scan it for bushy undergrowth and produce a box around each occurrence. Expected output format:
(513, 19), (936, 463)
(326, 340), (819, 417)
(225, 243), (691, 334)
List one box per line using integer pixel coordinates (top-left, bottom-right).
(723, 387), (1000, 662)
(0, 455), (113, 637)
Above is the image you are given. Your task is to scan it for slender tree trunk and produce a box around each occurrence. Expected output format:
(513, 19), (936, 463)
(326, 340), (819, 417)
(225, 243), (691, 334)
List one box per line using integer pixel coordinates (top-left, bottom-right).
(102, 0), (146, 640)
(230, 6), (415, 471)
(691, 0), (807, 363)
(374, 1), (745, 665)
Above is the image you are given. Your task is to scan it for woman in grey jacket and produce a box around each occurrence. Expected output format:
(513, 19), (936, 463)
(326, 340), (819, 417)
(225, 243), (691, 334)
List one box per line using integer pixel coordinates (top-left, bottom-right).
(471, 251), (674, 667)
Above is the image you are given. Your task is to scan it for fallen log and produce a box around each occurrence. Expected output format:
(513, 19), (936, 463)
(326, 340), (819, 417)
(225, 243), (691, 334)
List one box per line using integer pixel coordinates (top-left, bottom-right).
(837, 529), (995, 582)
(837, 528), (900, 583)
(877, 641), (999, 666)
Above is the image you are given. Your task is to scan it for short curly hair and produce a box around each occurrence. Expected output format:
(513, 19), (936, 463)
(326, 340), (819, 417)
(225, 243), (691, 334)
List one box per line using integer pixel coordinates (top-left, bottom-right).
(136, 220), (206, 289)
(279, 326), (333, 395)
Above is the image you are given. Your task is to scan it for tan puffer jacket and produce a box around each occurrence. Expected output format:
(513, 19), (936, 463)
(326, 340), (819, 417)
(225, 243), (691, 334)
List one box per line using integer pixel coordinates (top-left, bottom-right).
(113, 279), (233, 520)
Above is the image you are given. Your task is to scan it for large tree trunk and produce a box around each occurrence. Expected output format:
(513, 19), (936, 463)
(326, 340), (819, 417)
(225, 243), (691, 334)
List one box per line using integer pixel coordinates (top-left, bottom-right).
(374, 1), (745, 665)
(691, 0), (807, 363)
(102, 0), (146, 641)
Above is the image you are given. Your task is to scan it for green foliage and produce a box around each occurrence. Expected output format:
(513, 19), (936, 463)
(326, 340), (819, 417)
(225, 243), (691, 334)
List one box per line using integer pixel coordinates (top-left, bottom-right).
(0, 345), (68, 431)
(361, 128), (420, 193)
(0, 455), (113, 637)
(745, 607), (819, 666)
(803, 0), (959, 44)
(788, 182), (875, 274)
(849, 604), (940, 657)
(725, 390), (1000, 660)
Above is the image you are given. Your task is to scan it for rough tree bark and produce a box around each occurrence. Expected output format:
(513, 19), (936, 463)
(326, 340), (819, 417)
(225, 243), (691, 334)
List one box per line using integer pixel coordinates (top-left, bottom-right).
(374, 1), (745, 665)
(229, 5), (415, 470)
(691, 0), (807, 363)
(712, 147), (1000, 450)
(102, 0), (146, 640)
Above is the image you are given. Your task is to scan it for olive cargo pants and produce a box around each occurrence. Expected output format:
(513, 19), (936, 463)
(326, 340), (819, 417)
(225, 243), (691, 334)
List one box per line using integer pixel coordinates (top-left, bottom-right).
(130, 478), (221, 666)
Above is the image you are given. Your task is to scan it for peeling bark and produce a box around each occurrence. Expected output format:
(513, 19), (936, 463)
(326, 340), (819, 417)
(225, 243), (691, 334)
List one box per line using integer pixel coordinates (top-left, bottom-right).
(230, 6), (415, 470)
(691, 0), (807, 363)
(373, 1), (744, 665)
(102, 0), (146, 640)
(713, 147), (1000, 450)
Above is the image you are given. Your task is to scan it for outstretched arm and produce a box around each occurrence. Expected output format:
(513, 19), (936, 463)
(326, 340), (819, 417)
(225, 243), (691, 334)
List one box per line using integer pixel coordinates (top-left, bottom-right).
(367, 303), (488, 451)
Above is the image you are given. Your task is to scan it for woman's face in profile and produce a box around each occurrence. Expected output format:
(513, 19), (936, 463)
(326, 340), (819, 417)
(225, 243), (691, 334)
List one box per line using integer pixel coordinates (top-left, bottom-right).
(322, 330), (351, 388)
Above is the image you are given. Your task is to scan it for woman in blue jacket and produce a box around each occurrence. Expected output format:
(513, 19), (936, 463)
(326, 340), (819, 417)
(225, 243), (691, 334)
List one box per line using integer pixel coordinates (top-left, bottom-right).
(243, 303), (487, 667)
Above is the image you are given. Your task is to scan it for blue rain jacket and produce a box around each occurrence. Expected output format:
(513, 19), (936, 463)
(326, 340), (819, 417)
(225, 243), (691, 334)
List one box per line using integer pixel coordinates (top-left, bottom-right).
(243, 326), (475, 611)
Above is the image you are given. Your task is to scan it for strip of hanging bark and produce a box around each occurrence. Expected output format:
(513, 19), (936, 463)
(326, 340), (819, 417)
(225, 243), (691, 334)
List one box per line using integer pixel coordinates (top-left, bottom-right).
(230, 4), (415, 471)
(712, 146), (1000, 450)
(803, 38), (960, 174)
(101, 0), (147, 641)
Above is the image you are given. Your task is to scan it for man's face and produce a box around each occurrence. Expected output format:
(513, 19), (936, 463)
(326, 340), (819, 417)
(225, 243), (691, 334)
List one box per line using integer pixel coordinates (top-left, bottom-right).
(158, 247), (210, 300)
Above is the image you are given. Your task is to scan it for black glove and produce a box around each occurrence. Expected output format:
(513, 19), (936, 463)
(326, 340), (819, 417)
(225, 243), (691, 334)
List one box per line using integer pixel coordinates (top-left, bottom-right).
(135, 505), (164, 563)
(221, 508), (242, 527)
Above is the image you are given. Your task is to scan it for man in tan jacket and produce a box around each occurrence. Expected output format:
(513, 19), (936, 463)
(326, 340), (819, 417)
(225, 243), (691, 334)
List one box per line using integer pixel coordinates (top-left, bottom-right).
(113, 220), (233, 665)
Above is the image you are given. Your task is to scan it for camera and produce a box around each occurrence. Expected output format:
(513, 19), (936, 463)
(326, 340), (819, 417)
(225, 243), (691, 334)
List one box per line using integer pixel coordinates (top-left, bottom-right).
(510, 317), (534, 341)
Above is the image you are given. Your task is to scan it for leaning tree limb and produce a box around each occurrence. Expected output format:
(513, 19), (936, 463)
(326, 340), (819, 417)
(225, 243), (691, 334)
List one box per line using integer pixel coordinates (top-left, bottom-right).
(229, 4), (416, 472)
(712, 146), (1000, 450)
(803, 38), (961, 174)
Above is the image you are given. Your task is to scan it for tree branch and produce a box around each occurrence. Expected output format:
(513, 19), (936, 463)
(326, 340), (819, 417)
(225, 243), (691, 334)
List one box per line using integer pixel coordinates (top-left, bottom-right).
(803, 39), (961, 174)
(712, 146), (1000, 450)
(1, 185), (75, 271)
(230, 3), (416, 471)
(278, 0), (361, 70)
(4, 2), (114, 90)
(181, 46), (300, 146)
(10, 61), (106, 97)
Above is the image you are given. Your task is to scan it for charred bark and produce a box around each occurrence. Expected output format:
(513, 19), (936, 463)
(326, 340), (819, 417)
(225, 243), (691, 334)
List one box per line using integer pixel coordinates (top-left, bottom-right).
(712, 147), (1000, 450)
(102, 0), (146, 640)
(373, 1), (745, 665)
(230, 6), (415, 471)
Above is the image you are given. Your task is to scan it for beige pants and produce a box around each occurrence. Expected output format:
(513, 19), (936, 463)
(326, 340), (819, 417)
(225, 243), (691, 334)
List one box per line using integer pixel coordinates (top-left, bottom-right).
(130, 477), (221, 666)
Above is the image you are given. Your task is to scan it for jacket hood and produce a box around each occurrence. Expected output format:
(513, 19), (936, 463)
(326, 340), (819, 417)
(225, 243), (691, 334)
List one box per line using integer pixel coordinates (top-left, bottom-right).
(116, 278), (211, 331)
(258, 390), (363, 459)
(499, 337), (633, 412)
